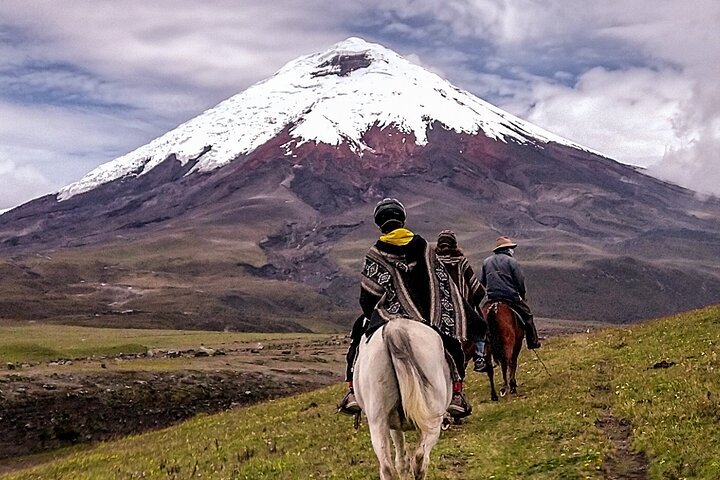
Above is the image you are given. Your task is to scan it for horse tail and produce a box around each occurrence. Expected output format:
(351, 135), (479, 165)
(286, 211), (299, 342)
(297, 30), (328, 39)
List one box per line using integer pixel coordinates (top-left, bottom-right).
(383, 321), (435, 431)
(485, 302), (502, 361)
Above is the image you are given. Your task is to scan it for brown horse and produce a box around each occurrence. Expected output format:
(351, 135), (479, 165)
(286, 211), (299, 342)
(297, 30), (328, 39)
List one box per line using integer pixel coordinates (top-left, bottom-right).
(482, 301), (524, 398)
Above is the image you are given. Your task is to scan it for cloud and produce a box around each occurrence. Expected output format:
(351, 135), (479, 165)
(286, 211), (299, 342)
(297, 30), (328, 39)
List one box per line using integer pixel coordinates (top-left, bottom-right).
(0, 159), (54, 209)
(0, 99), (162, 209)
(358, 0), (720, 194)
(501, 66), (691, 166)
(1, 0), (718, 206)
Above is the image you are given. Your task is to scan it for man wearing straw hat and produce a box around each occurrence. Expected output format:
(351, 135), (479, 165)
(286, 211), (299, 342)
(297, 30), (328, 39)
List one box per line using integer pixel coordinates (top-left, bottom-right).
(480, 236), (541, 349)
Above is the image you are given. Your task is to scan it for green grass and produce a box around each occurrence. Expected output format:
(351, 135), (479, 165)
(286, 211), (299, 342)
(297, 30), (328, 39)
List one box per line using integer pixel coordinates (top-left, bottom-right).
(3, 306), (719, 479)
(0, 323), (323, 364)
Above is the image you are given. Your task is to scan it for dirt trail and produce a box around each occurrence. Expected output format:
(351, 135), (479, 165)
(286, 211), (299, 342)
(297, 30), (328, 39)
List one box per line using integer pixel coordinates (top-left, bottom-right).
(589, 358), (649, 479)
(596, 415), (649, 479)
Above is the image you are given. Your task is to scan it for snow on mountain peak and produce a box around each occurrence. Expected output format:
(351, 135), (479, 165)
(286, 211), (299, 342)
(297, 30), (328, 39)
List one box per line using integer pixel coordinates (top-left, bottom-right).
(57, 37), (593, 201)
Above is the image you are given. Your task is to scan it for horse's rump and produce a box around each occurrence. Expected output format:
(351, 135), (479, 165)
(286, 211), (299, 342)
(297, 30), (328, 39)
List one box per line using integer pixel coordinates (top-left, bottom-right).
(355, 318), (451, 479)
(483, 300), (524, 398)
(383, 320), (449, 431)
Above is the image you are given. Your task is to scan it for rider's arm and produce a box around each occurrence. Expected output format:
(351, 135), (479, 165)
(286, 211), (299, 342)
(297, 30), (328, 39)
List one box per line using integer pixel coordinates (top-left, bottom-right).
(463, 260), (486, 308)
(359, 284), (382, 319)
(510, 258), (527, 300)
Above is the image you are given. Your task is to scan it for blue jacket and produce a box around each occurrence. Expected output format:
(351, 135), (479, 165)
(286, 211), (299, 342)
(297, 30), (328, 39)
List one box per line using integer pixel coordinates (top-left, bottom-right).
(480, 250), (526, 302)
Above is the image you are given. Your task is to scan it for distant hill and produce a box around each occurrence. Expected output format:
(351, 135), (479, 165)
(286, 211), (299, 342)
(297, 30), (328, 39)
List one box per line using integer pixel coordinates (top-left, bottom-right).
(1, 38), (720, 330)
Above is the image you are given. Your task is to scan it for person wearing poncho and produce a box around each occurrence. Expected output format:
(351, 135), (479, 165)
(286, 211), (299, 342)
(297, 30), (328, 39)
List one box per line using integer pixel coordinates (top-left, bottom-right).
(435, 230), (491, 373)
(338, 198), (473, 418)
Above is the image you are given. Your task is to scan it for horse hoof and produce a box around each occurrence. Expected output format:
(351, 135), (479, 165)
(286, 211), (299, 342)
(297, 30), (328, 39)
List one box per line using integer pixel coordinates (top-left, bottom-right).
(453, 417), (463, 425)
(491, 394), (499, 402)
(500, 389), (507, 397)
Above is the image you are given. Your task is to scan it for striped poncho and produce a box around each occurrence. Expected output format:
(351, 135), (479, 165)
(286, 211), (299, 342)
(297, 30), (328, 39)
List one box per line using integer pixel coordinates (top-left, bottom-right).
(360, 233), (467, 341)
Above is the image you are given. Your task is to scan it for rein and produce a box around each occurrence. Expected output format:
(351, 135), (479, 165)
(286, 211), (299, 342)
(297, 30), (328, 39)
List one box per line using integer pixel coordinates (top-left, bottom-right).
(532, 349), (551, 376)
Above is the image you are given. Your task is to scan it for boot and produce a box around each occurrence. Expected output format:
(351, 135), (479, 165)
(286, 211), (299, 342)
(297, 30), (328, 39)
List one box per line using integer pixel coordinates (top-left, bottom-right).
(525, 315), (541, 349)
(473, 356), (491, 373)
(338, 388), (361, 415)
(473, 338), (492, 372)
(447, 383), (472, 418)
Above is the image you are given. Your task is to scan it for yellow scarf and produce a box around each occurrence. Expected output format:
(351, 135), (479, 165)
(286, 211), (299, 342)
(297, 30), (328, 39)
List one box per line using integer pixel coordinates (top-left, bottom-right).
(379, 228), (415, 246)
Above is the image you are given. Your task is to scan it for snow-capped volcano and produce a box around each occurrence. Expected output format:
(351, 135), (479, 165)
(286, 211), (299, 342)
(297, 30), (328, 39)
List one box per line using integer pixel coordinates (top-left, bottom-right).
(5, 37), (720, 329)
(58, 37), (593, 200)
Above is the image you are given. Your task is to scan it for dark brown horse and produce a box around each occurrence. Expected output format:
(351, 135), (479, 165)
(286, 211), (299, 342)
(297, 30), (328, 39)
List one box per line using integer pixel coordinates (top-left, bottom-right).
(482, 301), (524, 398)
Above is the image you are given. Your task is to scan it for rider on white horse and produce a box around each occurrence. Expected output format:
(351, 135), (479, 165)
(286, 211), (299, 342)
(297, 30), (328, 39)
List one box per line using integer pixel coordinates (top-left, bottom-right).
(338, 198), (473, 418)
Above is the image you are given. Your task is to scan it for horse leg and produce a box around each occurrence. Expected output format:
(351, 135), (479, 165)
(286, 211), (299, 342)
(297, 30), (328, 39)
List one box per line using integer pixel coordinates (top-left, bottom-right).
(499, 357), (509, 397)
(508, 355), (518, 394)
(509, 339), (522, 394)
(487, 355), (499, 401)
(369, 421), (397, 480)
(389, 429), (411, 479)
(413, 424), (441, 480)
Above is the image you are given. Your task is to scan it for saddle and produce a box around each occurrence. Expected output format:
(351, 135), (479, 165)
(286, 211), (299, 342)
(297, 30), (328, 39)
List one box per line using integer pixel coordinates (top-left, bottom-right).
(486, 301), (526, 327)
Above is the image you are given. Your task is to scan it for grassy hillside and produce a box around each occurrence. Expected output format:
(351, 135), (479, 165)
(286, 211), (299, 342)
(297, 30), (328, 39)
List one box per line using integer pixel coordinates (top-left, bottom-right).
(3, 306), (719, 479)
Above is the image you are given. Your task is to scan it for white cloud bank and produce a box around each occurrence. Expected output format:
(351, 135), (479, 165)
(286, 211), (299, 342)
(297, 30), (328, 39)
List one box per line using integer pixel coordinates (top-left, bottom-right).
(363, 0), (720, 196)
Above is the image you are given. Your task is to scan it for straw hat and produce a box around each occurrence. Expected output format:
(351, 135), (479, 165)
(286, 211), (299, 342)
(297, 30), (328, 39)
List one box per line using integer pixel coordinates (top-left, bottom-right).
(493, 236), (517, 252)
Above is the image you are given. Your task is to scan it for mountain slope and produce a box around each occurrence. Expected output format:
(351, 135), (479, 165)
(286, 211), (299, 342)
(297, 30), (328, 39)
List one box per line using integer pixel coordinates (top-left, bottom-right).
(1, 38), (719, 328)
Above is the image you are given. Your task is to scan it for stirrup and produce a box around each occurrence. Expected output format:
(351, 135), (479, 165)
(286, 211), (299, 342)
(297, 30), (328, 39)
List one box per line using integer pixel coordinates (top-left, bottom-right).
(447, 392), (472, 418)
(473, 357), (491, 373)
(338, 391), (361, 415)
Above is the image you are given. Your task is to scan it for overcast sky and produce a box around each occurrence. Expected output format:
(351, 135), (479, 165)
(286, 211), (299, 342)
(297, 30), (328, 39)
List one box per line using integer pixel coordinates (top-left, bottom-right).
(1, 1), (718, 210)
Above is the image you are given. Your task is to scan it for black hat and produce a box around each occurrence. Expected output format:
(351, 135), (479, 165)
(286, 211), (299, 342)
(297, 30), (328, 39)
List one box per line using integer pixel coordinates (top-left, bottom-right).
(373, 198), (406, 231)
(437, 230), (457, 248)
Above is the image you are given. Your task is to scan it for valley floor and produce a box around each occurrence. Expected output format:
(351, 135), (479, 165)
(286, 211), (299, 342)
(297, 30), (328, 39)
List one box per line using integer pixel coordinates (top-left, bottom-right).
(0, 317), (604, 476)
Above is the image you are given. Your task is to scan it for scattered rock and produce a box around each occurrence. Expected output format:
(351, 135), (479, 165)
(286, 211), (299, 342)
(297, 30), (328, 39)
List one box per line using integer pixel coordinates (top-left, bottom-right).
(195, 347), (215, 357)
(652, 360), (675, 369)
(6, 363), (15, 371)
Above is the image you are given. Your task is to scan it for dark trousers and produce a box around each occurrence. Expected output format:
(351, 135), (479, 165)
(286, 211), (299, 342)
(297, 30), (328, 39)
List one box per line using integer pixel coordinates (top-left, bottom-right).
(440, 334), (466, 382)
(345, 315), (367, 382)
(466, 307), (488, 342)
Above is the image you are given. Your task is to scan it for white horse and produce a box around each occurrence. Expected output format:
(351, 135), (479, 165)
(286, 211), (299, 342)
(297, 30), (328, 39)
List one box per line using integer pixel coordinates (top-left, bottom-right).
(354, 317), (452, 480)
